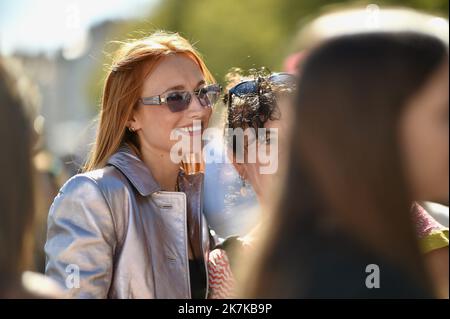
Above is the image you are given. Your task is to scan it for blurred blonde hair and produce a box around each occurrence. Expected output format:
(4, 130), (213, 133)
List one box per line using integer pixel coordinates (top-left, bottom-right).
(293, 6), (449, 51)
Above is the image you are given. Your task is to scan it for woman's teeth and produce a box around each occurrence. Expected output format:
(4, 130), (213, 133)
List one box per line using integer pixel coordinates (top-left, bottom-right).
(179, 125), (202, 133)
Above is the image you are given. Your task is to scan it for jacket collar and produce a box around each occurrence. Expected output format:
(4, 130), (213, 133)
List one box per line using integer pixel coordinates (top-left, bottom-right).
(107, 144), (161, 196)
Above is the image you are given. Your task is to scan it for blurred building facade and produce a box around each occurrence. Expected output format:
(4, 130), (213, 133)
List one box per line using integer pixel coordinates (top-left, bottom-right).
(13, 20), (124, 163)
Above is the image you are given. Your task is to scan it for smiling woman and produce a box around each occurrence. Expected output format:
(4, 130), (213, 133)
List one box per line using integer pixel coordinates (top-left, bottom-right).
(44, 31), (222, 299)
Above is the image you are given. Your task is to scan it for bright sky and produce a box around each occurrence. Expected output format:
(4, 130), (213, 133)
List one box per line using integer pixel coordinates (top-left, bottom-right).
(0, 0), (158, 55)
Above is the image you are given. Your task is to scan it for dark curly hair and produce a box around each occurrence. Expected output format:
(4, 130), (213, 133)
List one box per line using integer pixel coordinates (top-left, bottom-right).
(224, 68), (293, 154)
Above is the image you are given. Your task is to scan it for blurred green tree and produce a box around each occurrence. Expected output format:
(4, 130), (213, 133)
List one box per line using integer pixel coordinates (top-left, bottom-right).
(88, 0), (448, 109)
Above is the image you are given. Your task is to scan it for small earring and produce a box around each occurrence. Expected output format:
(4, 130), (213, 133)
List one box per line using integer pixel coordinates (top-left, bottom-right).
(128, 126), (135, 133)
(239, 175), (247, 197)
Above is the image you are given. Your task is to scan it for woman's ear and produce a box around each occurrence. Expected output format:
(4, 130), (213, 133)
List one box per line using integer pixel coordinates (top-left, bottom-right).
(127, 109), (141, 131)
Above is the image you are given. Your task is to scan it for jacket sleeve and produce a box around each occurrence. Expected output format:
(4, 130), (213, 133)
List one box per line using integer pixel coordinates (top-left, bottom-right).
(44, 174), (116, 299)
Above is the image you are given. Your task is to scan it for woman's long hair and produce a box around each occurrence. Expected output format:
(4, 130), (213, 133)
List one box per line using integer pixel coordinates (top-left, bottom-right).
(246, 32), (447, 297)
(84, 31), (215, 172)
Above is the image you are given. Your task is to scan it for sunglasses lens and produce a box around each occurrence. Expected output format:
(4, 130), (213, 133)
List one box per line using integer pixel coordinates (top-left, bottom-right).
(230, 81), (258, 97)
(269, 73), (296, 87)
(166, 92), (191, 112)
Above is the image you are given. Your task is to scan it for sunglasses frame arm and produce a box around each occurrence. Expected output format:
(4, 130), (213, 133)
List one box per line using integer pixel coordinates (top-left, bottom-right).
(140, 96), (163, 106)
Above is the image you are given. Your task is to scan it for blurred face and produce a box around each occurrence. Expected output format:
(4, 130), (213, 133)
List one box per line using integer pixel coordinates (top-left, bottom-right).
(129, 54), (212, 159)
(400, 61), (449, 203)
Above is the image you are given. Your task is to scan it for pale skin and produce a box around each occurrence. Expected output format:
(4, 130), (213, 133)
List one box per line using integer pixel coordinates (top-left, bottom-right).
(127, 54), (212, 191)
(400, 60), (449, 205)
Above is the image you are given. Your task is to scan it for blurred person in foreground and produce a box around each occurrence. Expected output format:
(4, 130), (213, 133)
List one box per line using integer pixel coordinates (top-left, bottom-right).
(0, 60), (62, 298)
(244, 32), (448, 298)
(281, 6), (449, 298)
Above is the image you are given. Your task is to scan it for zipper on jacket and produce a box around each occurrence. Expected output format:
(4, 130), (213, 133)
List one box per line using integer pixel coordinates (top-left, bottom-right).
(182, 193), (191, 299)
(199, 192), (209, 299)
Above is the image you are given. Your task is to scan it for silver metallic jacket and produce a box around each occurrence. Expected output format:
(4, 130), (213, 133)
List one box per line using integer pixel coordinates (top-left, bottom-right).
(44, 144), (212, 298)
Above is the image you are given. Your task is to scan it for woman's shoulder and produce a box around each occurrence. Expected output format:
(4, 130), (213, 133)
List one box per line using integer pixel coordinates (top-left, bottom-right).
(49, 166), (133, 226)
(59, 165), (131, 197)
(47, 166), (127, 249)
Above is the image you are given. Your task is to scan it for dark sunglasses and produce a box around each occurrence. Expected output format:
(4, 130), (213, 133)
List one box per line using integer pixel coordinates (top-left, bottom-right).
(227, 72), (296, 101)
(140, 84), (222, 113)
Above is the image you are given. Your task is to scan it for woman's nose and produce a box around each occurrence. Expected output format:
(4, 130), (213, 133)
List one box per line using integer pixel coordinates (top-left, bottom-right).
(187, 92), (208, 114)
